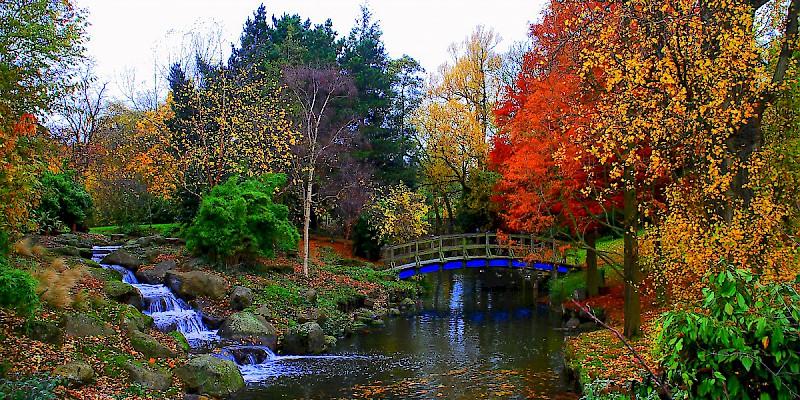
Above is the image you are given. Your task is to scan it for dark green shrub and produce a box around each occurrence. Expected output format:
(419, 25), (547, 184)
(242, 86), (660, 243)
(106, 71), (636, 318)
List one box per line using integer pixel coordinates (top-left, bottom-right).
(33, 170), (92, 232)
(657, 267), (800, 399)
(0, 374), (62, 400)
(185, 174), (299, 263)
(352, 213), (383, 261)
(0, 266), (39, 316)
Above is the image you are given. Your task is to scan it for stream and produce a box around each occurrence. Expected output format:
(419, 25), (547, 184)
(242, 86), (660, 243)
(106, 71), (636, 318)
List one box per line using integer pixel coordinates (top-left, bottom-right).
(93, 247), (578, 399)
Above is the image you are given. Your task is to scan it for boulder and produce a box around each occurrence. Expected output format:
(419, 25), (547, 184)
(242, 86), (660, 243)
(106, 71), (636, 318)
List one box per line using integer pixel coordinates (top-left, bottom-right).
(129, 330), (178, 359)
(62, 313), (114, 337)
(255, 305), (274, 320)
(136, 235), (167, 247)
(282, 322), (325, 355)
(565, 317), (581, 330)
(104, 281), (144, 310)
(78, 247), (94, 259)
(101, 250), (142, 271)
(573, 288), (587, 302)
(55, 234), (82, 247)
(305, 289), (317, 305)
(53, 361), (94, 388)
(324, 335), (337, 348)
(168, 331), (190, 353)
(124, 361), (172, 391)
(165, 237), (185, 245)
(400, 297), (415, 308)
(230, 286), (253, 311)
(174, 355), (244, 398)
(297, 308), (326, 325)
(136, 259), (176, 284)
(87, 267), (121, 282)
(26, 320), (63, 345)
(218, 312), (277, 349)
(120, 305), (154, 333)
(388, 308), (401, 316)
(201, 313), (225, 330)
(52, 246), (79, 257)
(165, 271), (227, 300)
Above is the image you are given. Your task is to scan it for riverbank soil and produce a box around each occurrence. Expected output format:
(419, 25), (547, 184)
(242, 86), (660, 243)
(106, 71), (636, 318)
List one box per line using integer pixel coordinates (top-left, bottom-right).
(563, 280), (665, 396)
(0, 233), (418, 399)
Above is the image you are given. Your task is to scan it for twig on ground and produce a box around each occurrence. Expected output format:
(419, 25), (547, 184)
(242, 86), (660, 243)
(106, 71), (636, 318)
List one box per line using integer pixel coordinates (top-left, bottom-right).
(571, 299), (673, 400)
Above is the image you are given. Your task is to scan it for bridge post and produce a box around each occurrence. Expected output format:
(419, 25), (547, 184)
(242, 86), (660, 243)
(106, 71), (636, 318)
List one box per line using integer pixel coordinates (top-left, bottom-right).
(485, 232), (491, 258)
(439, 237), (445, 262)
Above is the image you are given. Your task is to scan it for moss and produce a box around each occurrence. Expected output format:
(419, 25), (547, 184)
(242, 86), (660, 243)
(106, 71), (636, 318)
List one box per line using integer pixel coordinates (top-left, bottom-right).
(168, 331), (190, 353)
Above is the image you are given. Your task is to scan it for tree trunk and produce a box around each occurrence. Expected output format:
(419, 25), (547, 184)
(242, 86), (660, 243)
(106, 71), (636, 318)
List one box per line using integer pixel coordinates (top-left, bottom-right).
(303, 170), (314, 276)
(443, 195), (454, 234)
(585, 230), (599, 298)
(622, 166), (641, 339)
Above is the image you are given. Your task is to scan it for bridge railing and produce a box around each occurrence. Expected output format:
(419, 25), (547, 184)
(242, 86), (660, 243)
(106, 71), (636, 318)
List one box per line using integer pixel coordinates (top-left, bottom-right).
(380, 233), (570, 271)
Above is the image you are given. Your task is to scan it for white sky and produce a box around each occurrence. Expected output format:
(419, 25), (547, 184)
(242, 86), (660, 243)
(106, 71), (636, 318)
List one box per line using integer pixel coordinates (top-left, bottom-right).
(73, 0), (547, 100)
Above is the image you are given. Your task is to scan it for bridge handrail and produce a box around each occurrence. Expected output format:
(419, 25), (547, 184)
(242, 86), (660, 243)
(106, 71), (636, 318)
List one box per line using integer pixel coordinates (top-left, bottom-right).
(380, 232), (572, 270)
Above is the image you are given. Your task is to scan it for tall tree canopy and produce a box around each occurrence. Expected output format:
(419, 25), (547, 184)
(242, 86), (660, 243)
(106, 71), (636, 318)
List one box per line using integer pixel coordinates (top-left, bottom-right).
(0, 0), (86, 230)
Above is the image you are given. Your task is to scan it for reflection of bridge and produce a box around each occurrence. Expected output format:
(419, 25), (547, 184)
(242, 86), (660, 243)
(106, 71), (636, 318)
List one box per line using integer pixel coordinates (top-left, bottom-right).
(380, 233), (581, 279)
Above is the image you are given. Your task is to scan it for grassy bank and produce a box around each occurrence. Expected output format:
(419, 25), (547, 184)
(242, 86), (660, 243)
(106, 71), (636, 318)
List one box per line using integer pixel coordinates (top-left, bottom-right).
(89, 223), (182, 237)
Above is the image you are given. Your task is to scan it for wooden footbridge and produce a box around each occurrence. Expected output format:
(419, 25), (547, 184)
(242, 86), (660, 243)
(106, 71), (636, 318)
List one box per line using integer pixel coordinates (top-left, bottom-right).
(380, 233), (581, 279)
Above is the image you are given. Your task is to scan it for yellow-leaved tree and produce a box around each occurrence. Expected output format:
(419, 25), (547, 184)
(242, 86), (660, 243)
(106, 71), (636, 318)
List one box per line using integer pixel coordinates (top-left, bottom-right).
(575, 0), (800, 336)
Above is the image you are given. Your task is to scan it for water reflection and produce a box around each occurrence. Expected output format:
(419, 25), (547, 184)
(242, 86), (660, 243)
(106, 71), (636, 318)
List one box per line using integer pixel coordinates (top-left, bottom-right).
(235, 269), (578, 399)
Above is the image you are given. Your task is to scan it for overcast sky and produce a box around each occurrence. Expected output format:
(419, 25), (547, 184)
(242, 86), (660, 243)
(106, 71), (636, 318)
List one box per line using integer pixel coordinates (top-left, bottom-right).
(73, 0), (548, 100)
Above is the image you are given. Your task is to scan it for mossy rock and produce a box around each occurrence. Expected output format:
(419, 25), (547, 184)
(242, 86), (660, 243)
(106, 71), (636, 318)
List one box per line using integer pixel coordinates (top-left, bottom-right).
(165, 270), (227, 300)
(104, 281), (144, 310)
(168, 331), (190, 353)
(26, 320), (64, 346)
(52, 246), (80, 257)
(282, 322), (325, 355)
(120, 305), (154, 333)
(129, 330), (177, 359)
(88, 267), (122, 282)
(218, 312), (277, 349)
(62, 313), (114, 337)
(175, 355), (244, 398)
(101, 249), (143, 271)
(324, 335), (337, 348)
(124, 361), (172, 391)
(78, 247), (94, 259)
(53, 361), (94, 388)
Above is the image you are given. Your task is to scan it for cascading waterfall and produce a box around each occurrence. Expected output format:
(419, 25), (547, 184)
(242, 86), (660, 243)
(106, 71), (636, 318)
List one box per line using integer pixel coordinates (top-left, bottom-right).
(92, 246), (364, 384)
(92, 246), (218, 347)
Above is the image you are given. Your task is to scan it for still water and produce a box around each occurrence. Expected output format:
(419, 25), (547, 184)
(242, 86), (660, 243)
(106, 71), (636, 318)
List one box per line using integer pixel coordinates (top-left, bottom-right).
(235, 269), (578, 399)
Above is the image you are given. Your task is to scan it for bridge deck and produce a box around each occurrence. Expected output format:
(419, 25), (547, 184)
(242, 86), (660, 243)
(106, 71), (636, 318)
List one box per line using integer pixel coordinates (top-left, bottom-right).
(380, 233), (580, 274)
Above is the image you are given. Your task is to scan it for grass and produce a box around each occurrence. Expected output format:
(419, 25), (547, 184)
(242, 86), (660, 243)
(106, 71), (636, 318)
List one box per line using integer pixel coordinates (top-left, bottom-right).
(565, 234), (627, 267)
(89, 223), (181, 237)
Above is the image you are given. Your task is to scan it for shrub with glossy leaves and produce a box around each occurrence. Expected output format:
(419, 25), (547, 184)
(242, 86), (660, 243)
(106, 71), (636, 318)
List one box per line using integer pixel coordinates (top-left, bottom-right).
(185, 174), (299, 264)
(657, 266), (800, 400)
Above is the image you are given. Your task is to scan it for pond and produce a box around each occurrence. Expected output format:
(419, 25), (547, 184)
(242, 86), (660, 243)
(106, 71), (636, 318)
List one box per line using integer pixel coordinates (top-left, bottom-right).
(234, 268), (579, 399)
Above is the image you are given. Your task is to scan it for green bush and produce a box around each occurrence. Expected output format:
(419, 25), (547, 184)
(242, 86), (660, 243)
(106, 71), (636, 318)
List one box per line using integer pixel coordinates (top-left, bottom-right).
(33, 170), (92, 232)
(185, 174), (299, 263)
(0, 374), (62, 400)
(0, 259), (39, 315)
(657, 267), (800, 400)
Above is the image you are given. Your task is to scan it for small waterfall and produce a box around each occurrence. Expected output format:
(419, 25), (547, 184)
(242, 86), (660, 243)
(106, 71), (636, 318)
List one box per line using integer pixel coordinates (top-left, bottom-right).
(92, 245), (368, 384)
(92, 246), (220, 347)
(92, 246), (137, 284)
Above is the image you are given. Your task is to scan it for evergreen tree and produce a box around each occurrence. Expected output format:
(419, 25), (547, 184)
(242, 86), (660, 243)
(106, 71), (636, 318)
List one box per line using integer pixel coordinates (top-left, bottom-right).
(340, 6), (413, 186)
